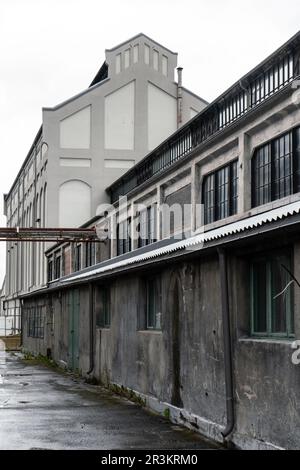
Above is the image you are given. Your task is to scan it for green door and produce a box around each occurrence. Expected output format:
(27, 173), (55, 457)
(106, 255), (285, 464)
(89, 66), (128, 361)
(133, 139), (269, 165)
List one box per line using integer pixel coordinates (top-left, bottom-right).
(68, 289), (80, 371)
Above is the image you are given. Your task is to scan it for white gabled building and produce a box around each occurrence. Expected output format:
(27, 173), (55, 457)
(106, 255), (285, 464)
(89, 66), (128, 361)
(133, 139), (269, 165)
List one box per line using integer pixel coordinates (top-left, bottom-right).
(2, 33), (207, 325)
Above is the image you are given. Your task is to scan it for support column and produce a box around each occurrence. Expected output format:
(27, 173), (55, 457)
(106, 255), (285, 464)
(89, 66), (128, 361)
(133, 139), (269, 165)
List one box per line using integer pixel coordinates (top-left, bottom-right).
(238, 132), (252, 214)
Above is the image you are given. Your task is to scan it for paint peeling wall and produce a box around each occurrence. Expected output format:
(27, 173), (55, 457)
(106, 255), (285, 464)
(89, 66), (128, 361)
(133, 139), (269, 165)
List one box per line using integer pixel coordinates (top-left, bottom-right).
(22, 241), (300, 449)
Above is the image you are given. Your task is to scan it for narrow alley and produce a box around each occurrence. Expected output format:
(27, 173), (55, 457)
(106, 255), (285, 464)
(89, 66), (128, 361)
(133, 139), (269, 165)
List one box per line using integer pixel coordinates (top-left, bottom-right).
(0, 352), (218, 450)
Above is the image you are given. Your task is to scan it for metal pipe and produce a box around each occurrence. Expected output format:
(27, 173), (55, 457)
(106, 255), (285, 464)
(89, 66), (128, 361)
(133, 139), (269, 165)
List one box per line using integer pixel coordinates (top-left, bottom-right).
(20, 301), (23, 347)
(0, 226), (100, 242)
(218, 248), (235, 439)
(0, 238), (101, 243)
(0, 227), (96, 232)
(177, 67), (183, 128)
(87, 283), (94, 375)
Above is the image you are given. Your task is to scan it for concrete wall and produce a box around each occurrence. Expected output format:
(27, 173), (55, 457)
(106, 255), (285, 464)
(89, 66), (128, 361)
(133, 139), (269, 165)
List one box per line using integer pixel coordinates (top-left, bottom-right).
(229, 248), (300, 450)
(17, 38), (300, 450)
(22, 239), (300, 449)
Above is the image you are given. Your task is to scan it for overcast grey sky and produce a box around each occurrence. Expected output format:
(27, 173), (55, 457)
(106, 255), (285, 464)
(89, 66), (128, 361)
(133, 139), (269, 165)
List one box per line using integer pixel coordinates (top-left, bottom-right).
(0, 0), (300, 285)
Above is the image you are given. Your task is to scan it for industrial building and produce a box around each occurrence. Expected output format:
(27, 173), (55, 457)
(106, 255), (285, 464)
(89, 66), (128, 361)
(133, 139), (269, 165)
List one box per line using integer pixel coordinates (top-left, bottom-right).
(3, 32), (300, 449)
(2, 33), (206, 332)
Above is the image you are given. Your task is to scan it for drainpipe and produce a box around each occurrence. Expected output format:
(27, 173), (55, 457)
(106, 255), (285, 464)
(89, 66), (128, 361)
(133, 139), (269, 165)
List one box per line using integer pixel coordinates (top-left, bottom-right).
(177, 67), (183, 128)
(20, 299), (23, 347)
(218, 248), (234, 439)
(87, 283), (94, 375)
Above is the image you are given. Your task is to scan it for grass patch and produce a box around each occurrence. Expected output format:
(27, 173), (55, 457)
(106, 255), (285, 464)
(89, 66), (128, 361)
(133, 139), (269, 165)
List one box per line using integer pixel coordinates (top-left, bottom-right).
(108, 383), (146, 407)
(22, 352), (59, 370)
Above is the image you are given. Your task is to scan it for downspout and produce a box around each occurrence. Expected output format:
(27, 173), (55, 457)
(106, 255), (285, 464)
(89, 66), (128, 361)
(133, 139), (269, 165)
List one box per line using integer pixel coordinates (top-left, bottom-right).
(20, 299), (23, 347)
(87, 283), (94, 375)
(218, 248), (235, 439)
(177, 67), (183, 128)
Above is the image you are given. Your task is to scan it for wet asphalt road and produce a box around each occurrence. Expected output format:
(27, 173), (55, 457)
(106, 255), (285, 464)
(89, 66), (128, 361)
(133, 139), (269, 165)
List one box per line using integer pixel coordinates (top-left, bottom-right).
(0, 352), (218, 450)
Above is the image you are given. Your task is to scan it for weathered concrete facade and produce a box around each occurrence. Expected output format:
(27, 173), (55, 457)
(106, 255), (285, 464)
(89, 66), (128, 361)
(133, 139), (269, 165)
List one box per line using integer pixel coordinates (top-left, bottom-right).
(20, 32), (300, 449)
(22, 239), (300, 449)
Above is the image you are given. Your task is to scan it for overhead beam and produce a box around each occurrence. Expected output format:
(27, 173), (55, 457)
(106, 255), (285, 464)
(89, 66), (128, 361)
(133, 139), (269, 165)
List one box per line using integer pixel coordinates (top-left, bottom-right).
(0, 227), (102, 243)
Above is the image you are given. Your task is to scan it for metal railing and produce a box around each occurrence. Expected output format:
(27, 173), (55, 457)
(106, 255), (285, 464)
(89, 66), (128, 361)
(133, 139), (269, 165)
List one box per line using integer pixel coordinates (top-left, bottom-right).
(110, 44), (299, 204)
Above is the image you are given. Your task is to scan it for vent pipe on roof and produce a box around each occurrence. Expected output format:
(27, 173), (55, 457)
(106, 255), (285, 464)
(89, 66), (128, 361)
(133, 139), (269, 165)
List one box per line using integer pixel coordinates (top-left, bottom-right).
(177, 67), (183, 128)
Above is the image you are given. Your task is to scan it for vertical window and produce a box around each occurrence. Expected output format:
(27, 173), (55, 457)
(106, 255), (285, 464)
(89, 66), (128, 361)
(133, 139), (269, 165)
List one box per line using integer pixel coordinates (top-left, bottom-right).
(85, 242), (95, 268)
(54, 255), (61, 280)
(96, 287), (111, 328)
(216, 165), (230, 220)
(144, 44), (150, 65)
(27, 308), (33, 337)
(27, 306), (44, 339)
(231, 159), (239, 215)
(251, 251), (294, 338)
(203, 160), (238, 224)
(138, 205), (157, 248)
(273, 133), (293, 200)
(124, 49), (130, 69)
(116, 53), (121, 74)
(146, 278), (161, 330)
(75, 245), (81, 271)
(203, 174), (215, 225)
(294, 127), (300, 193)
(133, 44), (139, 63)
(252, 128), (299, 207)
(162, 55), (168, 76)
(117, 218), (132, 256)
(153, 50), (159, 71)
(47, 259), (53, 282)
(252, 144), (271, 206)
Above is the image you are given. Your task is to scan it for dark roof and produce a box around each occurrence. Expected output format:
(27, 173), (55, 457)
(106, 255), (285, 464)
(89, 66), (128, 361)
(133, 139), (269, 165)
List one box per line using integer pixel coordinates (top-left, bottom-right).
(89, 61), (108, 88)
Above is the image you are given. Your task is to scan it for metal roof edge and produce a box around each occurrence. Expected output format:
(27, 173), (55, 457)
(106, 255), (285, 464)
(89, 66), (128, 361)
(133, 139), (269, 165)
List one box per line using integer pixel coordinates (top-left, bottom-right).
(42, 78), (110, 112)
(59, 200), (300, 285)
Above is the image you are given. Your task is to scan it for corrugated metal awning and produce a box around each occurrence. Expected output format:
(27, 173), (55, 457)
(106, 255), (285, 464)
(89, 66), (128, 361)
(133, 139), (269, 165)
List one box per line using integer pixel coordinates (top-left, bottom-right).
(61, 200), (300, 284)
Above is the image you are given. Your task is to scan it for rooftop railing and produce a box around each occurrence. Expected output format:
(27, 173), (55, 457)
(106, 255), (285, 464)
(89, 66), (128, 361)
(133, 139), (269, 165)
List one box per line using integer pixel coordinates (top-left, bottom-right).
(109, 38), (300, 204)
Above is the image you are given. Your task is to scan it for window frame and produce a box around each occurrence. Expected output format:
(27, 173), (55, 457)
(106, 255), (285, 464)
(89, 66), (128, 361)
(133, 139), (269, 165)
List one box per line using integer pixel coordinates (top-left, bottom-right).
(85, 242), (95, 268)
(145, 277), (162, 331)
(95, 286), (111, 329)
(47, 258), (53, 282)
(27, 306), (45, 339)
(54, 253), (61, 280)
(138, 204), (157, 248)
(252, 126), (300, 208)
(202, 159), (239, 225)
(250, 250), (295, 339)
(117, 217), (132, 256)
(74, 244), (82, 271)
